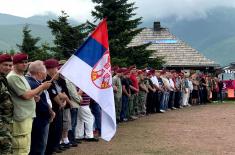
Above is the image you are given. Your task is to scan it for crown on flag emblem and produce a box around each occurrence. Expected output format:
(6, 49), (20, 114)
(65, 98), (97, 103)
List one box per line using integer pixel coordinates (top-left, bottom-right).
(91, 50), (112, 89)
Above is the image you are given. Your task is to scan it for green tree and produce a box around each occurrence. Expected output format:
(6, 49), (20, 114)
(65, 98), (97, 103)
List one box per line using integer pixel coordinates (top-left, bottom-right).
(9, 49), (16, 55)
(33, 42), (55, 61)
(91, 0), (164, 68)
(17, 25), (40, 60)
(47, 11), (88, 59)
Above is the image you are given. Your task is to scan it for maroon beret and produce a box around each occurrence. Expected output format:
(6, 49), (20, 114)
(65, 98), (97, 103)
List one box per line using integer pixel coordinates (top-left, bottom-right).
(112, 66), (119, 71)
(12, 53), (28, 64)
(0, 54), (12, 63)
(116, 68), (123, 73)
(44, 59), (59, 69)
(123, 70), (130, 75)
(150, 69), (155, 75)
(147, 71), (152, 76)
(138, 70), (143, 75)
(160, 70), (166, 75)
(129, 65), (137, 70)
(179, 72), (184, 77)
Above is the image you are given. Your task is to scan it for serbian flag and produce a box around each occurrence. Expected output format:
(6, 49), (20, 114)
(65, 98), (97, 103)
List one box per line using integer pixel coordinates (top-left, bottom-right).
(59, 19), (116, 141)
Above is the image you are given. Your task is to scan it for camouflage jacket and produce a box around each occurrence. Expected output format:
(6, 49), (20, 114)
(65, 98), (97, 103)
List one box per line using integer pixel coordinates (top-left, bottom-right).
(0, 74), (13, 124)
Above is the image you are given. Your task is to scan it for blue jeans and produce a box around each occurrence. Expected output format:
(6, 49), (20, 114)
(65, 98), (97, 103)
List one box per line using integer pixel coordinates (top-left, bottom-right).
(29, 117), (49, 155)
(219, 91), (224, 102)
(120, 95), (129, 120)
(158, 92), (164, 110)
(69, 108), (78, 142)
(162, 91), (169, 110)
(90, 102), (101, 134)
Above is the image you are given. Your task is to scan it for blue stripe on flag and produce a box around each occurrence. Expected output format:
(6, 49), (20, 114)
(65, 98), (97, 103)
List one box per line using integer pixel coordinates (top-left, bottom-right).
(74, 37), (106, 67)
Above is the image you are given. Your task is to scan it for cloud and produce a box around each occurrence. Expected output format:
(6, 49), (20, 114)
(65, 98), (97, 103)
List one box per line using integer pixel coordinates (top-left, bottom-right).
(133, 0), (235, 20)
(0, 0), (95, 21)
(1, 0), (235, 22)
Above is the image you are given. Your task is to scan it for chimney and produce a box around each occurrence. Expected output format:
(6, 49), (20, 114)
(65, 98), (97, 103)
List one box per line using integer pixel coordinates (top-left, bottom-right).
(153, 21), (161, 31)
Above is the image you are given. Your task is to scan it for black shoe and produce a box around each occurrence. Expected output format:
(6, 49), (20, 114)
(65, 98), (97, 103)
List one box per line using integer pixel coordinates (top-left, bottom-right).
(75, 138), (82, 143)
(85, 137), (99, 142)
(58, 146), (66, 151)
(53, 147), (62, 153)
(61, 143), (70, 149)
(70, 142), (78, 147)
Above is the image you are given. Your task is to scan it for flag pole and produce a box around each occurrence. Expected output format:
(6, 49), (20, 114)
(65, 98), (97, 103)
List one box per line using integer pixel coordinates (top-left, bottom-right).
(49, 72), (59, 82)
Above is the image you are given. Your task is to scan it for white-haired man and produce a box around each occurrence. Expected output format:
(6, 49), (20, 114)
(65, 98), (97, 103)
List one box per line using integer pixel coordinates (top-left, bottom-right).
(26, 60), (55, 155)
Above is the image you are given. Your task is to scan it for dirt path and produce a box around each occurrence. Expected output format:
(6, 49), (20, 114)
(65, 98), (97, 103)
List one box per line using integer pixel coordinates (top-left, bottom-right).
(62, 103), (235, 155)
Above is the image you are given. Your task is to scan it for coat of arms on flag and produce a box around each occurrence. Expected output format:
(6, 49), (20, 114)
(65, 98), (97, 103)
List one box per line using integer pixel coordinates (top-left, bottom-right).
(59, 19), (116, 141)
(91, 50), (112, 89)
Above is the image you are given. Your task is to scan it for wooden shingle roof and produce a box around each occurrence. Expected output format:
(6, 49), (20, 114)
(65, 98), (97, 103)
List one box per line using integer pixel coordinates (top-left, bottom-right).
(129, 28), (219, 68)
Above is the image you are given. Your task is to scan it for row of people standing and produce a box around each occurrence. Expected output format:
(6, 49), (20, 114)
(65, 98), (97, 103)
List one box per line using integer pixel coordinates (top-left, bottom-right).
(112, 66), (223, 123)
(0, 53), (100, 155)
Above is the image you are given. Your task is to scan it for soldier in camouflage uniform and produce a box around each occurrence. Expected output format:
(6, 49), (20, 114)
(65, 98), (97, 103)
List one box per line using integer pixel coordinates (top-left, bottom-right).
(0, 54), (13, 155)
(137, 70), (148, 115)
(112, 68), (123, 122)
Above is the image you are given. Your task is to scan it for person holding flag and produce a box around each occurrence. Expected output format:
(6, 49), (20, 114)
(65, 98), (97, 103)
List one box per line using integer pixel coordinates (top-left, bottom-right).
(59, 19), (116, 141)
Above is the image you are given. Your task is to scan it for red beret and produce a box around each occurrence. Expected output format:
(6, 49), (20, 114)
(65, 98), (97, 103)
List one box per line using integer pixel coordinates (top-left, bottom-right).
(160, 70), (166, 75)
(116, 68), (123, 73)
(138, 70), (143, 75)
(112, 66), (119, 71)
(129, 65), (137, 70)
(147, 71), (152, 76)
(179, 72), (184, 76)
(170, 70), (176, 73)
(150, 69), (155, 75)
(123, 70), (130, 75)
(12, 53), (28, 64)
(44, 59), (59, 69)
(0, 54), (12, 63)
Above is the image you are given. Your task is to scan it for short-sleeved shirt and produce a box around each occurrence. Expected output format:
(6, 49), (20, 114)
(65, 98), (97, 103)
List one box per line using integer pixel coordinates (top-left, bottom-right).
(130, 74), (139, 93)
(184, 78), (189, 88)
(121, 77), (131, 96)
(169, 78), (175, 91)
(150, 76), (159, 87)
(113, 75), (122, 98)
(46, 75), (61, 112)
(139, 78), (147, 92)
(65, 79), (81, 108)
(7, 71), (36, 122)
(158, 77), (164, 87)
(200, 78), (206, 89)
(161, 77), (170, 91)
(80, 92), (91, 106)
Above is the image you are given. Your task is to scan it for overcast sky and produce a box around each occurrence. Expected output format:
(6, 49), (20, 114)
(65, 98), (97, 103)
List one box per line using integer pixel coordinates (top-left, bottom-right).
(1, 0), (235, 21)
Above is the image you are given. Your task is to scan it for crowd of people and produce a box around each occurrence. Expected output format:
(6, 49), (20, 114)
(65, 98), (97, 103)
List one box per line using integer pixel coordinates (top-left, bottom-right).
(112, 65), (224, 123)
(0, 53), (225, 155)
(0, 53), (100, 155)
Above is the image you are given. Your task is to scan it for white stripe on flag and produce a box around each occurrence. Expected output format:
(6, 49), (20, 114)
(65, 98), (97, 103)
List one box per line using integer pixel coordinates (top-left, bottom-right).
(60, 55), (116, 141)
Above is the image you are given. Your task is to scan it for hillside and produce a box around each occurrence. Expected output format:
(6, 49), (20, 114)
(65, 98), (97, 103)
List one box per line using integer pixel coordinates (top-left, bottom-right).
(159, 7), (235, 66)
(1, 7), (235, 65)
(0, 24), (54, 51)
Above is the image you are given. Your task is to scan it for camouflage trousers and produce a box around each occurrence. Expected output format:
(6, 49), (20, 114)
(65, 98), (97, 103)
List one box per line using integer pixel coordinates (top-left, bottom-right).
(114, 95), (122, 120)
(0, 122), (13, 155)
(128, 93), (139, 117)
(138, 91), (147, 114)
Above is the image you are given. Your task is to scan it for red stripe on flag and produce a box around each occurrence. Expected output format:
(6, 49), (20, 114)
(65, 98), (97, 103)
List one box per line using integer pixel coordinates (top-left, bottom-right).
(91, 19), (109, 49)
